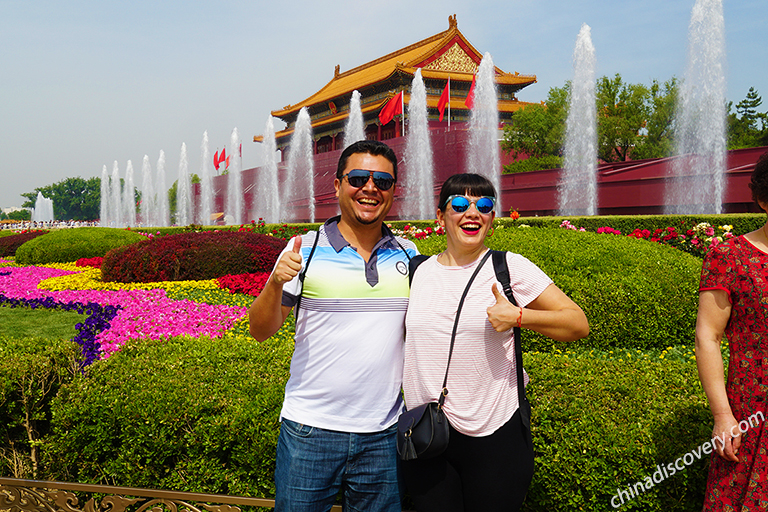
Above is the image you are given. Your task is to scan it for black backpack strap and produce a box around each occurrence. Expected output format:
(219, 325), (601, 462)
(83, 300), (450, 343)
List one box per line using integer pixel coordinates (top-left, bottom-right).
(492, 250), (531, 440)
(408, 255), (429, 286)
(295, 230), (320, 313)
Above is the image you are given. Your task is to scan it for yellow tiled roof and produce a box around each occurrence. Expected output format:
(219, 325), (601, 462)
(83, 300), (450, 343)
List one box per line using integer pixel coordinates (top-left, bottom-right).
(271, 15), (536, 119)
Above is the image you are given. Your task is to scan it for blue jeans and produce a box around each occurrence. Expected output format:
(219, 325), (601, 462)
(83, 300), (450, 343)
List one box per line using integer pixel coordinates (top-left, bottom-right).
(275, 418), (401, 512)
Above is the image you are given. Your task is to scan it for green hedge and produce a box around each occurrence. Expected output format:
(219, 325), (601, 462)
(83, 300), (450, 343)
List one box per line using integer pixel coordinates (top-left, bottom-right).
(45, 325), (295, 497)
(14, 228), (145, 265)
(498, 213), (763, 236)
(12, 333), (711, 511)
(523, 349), (711, 511)
(413, 227), (701, 351)
(0, 335), (80, 478)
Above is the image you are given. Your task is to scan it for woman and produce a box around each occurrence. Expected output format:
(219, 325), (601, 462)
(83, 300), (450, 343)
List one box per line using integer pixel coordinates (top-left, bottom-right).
(402, 173), (589, 512)
(697, 151), (768, 511)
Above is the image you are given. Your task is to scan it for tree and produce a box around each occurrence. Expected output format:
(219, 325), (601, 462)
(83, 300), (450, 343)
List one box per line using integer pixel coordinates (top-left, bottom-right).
(7, 210), (31, 221)
(502, 85), (569, 159)
(503, 74), (679, 169)
(728, 87), (768, 149)
(21, 177), (101, 221)
(595, 74), (650, 162)
(632, 78), (678, 160)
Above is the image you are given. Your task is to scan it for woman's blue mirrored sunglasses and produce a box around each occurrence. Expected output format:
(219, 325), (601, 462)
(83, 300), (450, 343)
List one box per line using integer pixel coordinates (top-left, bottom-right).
(443, 195), (496, 214)
(342, 169), (395, 191)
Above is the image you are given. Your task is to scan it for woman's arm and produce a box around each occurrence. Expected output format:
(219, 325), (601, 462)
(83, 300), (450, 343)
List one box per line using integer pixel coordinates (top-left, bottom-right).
(487, 283), (589, 342)
(695, 289), (740, 461)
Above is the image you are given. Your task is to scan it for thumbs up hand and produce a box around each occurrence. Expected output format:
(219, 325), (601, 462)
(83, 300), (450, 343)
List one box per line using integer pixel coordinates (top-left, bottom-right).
(273, 235), (303, 285)
(487, 283), (520, 332)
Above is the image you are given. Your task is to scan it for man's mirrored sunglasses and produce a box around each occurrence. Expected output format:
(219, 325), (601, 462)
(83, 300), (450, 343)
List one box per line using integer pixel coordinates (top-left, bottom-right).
(443, 195), (496, 214)
(342, 169), (395, 191)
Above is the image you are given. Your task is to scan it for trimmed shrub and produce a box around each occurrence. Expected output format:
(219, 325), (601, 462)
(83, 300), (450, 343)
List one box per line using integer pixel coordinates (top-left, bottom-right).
(413, 227), (701, 351)
(14, 228), (145, 265)
(522, 349), (711, 512)
(498, 213), (763, 235)
(101, 231), (286, 283)
(503, 155), (564, 174)
(0, 335), (80, 478)
(42, 336), (712, 511)
(46, 326), (294, 497)
(0, 230), (49, 257)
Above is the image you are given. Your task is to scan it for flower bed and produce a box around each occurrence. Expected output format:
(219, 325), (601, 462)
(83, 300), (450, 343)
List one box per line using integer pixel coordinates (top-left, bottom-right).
(0, 263), (249, 363)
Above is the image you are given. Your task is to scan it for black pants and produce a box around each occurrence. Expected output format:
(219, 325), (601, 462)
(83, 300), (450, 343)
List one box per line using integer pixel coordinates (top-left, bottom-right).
(401, 409), (534, 512)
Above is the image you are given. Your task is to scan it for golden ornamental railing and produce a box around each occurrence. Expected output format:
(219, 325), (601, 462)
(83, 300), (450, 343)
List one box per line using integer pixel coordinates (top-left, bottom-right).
(0, 478), (343, 512)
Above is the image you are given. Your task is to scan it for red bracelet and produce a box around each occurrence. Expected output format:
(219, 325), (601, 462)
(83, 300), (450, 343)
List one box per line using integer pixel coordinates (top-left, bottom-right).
(516, 307), (523, 329)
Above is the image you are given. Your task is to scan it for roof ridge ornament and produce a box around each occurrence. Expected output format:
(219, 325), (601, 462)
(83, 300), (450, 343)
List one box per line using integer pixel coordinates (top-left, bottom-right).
(449, 14), (457, 29)
(335, 65), (340, 78)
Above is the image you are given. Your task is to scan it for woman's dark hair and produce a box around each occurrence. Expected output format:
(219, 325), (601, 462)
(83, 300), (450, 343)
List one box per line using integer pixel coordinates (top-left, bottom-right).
(749, 151), (768, 206)
(437, 173), (497, 211)
(336, 140), (398, 181)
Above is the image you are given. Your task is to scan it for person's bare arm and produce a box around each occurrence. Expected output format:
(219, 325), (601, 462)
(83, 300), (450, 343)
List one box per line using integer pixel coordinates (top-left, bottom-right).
(487, 283), (589, 342)
(695, 289), (740, 462)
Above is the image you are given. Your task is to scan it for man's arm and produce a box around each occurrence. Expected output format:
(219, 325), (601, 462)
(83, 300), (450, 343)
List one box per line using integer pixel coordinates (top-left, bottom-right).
(249, 236), (302, 342)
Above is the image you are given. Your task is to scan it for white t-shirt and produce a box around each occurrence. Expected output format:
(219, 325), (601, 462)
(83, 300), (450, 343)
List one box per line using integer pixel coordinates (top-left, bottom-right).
(403, 251), (552, 437)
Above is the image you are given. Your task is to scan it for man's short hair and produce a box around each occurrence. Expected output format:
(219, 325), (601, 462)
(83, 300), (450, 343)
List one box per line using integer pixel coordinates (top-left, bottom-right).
(336, 140), (398, 181)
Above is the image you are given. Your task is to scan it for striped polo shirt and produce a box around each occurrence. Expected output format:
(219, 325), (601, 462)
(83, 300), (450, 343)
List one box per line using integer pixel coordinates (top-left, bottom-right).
(278, 216), (418, 433)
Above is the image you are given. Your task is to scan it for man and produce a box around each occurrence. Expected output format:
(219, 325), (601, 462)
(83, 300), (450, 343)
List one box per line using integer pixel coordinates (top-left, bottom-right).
(249, 140), (418, 512)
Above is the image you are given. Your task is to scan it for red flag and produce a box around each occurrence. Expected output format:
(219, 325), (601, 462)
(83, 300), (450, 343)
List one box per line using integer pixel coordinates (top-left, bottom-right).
(225, 155), (230, 169)
(239, 143), (242, 158)
(379, 91), (404, 125)
(213, 150), (220, 170)
(465, 73), (476, 109)
(220, 147), (227, 165)
(438, 78), (450, 121)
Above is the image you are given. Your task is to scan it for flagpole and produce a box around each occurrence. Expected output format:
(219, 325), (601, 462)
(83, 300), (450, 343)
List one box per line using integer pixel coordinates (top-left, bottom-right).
(401, 90), (405, 137)
(447, 77), (451, 129)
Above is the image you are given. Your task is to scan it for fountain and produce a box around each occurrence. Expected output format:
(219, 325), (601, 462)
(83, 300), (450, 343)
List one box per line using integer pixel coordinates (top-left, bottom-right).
(344, 90), (365, 149)
(467, 52), (502, 213)
(176, 143), (192, 226)
(100, 165), (109, 225)
(156, 150), (170, 227)
(404, 68), (435, 220)
(140, 155), (154, 227)
(123, 160), (137, 227)
(257, 117), (281, 223)
(226, 128), (243, 225)
(283, 108), (315, 222)
(199, 131), (214, 225)
(110, 161), (123, 228)
(32, 192), (54, 223)
(665, 0), (727, 214)
(559, 23), (598, 216)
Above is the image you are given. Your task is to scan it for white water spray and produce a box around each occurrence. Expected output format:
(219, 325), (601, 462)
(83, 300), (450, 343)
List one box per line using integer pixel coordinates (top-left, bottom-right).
(344, 90), (365, 149)
(467, 53), (501, 212)
(404, 68), (435, 220)
(226, 128), (243, 225)
(666, 0), (727, 214)
(199, 131), (214, 225)
(560, 23), (598, 216)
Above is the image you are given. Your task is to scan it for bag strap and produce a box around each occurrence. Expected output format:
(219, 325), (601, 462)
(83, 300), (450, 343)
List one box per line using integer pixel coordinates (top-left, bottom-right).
(294, 230), (320, 313)
(491, 250), (531, 434)
(408, 255), (429, 286)
(438, 250), (493, 407)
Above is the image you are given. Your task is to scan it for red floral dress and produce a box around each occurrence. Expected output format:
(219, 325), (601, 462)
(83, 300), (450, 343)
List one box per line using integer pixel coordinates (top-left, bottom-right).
(701, 236), (768, 511)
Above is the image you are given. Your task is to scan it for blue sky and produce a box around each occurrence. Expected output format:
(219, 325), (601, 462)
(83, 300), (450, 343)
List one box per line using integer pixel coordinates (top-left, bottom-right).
(1, 0), (765, 210)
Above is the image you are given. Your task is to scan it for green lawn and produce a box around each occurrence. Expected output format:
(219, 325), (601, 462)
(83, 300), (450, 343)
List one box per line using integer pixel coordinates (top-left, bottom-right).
(0, 305), (85, 340)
